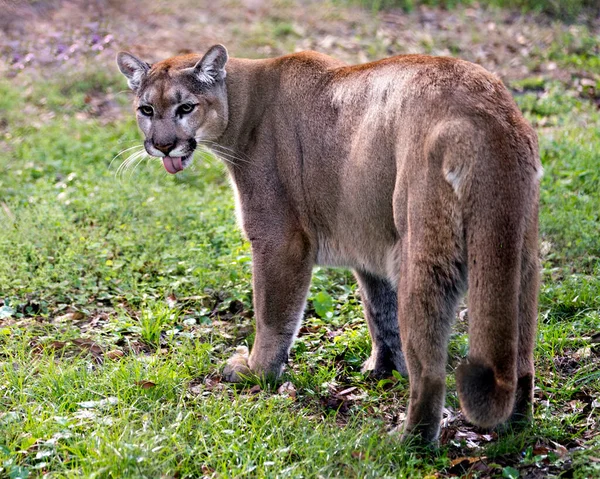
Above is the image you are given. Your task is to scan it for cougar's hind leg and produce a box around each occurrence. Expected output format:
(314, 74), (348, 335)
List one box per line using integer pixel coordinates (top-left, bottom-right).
(223, 230), (314, 382)
(396, 182), (466, 442)
(398, 249), (465, 443)
(355, 270), (407, 378)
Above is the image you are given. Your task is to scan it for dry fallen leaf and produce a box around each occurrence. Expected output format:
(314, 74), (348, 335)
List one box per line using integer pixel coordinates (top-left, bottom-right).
(136, 380), (156, 389)
(336, 386), (357, 396)
(277, 381), (297, 399)
(54, 311), (85, 322)
(189, 383), (203, 395)
(71, 338), (104, 363)
(201, 465), (215, 475)
(46, 340), (68, 351)
(166, 294), (177, 309)
(351, 450), (365, 460)
(551, 441), (568, 457)
(533, 444), (551, 456)
(248, 384), (261, 395)
(105, 350), (124, 360)
(205, 377), (223, 390)
(450, 456), (485, 467)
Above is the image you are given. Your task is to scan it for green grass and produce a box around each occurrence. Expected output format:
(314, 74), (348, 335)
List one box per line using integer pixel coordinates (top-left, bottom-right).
(1, 29), (600, 479)
(348, 0), (600, 18)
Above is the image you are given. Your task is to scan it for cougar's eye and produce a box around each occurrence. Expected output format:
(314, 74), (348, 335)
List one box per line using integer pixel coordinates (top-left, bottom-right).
(177, 103), (196, 115)
(138, 105), (154, 116)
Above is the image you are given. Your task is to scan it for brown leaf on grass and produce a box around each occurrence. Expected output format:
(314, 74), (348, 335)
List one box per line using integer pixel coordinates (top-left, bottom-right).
(188, 379), (203, 396)
(201, 464), (215, 475)
(188, 377), (225, 396)
(445, 456), (496, 477)
(336, 386), (357, 396)
(351, 450), (365, 460)
(75, 312), (106, 331)
(551, 441), (568, 457)
(204, 377), (223, 391)
(135, 380), (156, 389)
(105, 349), (124, 360)
(321, 395), (349, 415)
(72, 338), (104, 363)
(277, 381), (297, 399)
(298, 324), (324, 336)
(166, 294), (177, 309)
(54, 311), (85, 322)
(72, 338), (102, 353)
(450, 455), (486, 467)
(46, 340), (68, 351)
(120, 339), (152, 355)
(248, 384), (261, 395)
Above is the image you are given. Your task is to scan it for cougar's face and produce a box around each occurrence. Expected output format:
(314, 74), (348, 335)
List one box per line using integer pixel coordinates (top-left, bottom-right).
(117, 45), (229, 174)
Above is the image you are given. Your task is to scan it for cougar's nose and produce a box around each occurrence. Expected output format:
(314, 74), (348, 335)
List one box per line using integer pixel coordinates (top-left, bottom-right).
(154, 141), (176, 155)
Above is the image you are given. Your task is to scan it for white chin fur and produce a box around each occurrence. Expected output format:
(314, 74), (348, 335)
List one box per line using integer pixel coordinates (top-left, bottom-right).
(181, 153), (194, 169)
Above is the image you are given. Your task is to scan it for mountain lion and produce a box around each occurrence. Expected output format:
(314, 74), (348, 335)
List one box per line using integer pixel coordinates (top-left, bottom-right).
(117, 44), (541, 442)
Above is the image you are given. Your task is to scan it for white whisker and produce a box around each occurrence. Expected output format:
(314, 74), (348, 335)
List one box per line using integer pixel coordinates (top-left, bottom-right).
(127, 154), (149, 179)
(198, 145), (240, 169)
(195, 139), (252, 168)
(201, 141), (251, 161)
(110, 145), (145, 169)
(116, 149), (148, 180)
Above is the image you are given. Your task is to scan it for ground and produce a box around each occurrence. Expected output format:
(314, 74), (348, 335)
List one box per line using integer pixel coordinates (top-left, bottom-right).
(0, 1), (599, 478)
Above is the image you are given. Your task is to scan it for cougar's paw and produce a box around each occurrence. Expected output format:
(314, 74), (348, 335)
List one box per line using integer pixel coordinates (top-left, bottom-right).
(222, 346), (252, 383)
(398, 423), (440, 448)
(361, 362), (394, 379)
(361, 353), (408, 379)
(361, 354), (377, 374)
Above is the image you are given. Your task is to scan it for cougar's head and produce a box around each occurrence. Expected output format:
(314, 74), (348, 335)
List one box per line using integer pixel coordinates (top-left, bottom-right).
(117, 45), (229, 174)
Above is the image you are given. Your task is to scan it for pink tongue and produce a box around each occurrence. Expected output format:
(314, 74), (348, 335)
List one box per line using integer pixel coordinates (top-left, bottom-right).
(162, 156), (183, 174)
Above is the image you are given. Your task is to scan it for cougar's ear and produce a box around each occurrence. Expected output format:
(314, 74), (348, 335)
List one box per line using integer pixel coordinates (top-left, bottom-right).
(116, 52), (150, 92)
(192, 44), (228, 85)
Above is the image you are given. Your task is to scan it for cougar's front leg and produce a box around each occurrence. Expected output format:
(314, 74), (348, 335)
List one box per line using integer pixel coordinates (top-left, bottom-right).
(223, 230), (314, 382)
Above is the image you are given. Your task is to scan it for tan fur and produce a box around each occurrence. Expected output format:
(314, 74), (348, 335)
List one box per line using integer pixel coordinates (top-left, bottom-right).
(118, 45), (541, 442)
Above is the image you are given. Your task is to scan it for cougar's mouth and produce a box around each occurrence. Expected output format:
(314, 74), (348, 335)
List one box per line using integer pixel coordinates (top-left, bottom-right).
(162, 153), (193, 174)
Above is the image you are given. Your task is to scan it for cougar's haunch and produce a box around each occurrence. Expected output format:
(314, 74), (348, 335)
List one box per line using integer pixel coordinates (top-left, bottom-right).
(118, 44), (541, 443)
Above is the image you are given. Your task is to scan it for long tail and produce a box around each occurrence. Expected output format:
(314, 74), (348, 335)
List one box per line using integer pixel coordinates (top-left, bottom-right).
(455, 155), (534, 428)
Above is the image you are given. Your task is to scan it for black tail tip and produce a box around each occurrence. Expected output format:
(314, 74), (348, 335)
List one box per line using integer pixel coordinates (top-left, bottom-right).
(456, 360), (515, 429)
